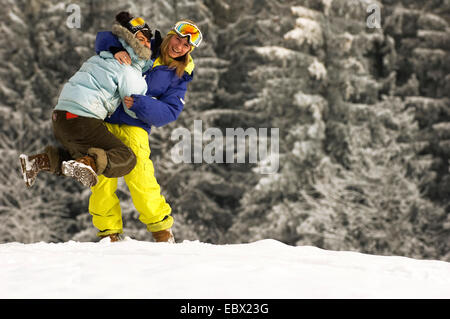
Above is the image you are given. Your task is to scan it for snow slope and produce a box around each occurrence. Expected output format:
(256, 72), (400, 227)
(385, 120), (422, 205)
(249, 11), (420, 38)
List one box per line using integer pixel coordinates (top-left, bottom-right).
(1, 238), (449, 299)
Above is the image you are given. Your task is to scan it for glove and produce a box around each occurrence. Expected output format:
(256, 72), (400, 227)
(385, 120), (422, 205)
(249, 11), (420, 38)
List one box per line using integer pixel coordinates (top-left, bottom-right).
(151, 30), (163, 60)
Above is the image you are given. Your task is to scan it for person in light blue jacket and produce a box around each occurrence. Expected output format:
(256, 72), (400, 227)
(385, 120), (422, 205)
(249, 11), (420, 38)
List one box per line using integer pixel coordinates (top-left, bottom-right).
(54, 37), (149, 120)
(20, 12), (154, 189)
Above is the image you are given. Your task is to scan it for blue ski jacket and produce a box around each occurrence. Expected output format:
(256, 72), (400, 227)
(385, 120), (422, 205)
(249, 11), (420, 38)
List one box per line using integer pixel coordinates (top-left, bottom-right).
(95, 31), (195, 133)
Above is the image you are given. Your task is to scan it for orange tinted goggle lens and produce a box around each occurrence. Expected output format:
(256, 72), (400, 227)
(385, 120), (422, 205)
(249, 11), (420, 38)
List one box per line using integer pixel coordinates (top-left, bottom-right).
(175, 22), (202, 47)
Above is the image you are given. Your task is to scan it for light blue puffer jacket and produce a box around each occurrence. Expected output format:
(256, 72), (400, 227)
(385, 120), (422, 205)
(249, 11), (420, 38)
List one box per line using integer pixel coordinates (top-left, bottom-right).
(54, 36), (152, 120)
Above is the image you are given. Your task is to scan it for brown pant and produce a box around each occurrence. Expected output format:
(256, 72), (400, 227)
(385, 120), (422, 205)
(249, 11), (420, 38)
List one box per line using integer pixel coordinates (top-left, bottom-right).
(50, 110), (136, 178)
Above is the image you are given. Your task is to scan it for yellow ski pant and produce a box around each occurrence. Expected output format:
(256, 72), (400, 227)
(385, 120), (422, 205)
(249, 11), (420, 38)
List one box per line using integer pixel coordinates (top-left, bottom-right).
(89, 123), (173, 237)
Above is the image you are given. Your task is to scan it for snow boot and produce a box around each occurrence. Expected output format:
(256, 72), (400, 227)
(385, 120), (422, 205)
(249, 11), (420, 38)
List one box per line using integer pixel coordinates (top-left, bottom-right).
(62, 155), (98, 187)
(19, 153), (51, 188)
(152, 228), (175, 243)
(100, 233), (123, 242)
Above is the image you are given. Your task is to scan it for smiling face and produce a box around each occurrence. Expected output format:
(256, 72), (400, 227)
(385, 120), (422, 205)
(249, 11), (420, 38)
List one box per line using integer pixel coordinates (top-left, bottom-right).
(135, 31), (150, 49)
(167, 34), (192, 59)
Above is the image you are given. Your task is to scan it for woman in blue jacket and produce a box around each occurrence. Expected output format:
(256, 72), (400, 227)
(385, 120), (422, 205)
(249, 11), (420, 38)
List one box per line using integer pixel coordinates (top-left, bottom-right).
(90, 20), (203, 243)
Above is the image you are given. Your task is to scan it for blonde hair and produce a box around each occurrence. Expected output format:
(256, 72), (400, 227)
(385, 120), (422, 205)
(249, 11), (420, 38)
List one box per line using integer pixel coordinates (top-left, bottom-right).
(159, 33), (191, 78)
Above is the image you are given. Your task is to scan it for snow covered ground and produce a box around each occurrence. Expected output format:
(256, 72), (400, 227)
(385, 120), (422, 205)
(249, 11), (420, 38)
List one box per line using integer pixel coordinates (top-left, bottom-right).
(1, 238), (449, 299)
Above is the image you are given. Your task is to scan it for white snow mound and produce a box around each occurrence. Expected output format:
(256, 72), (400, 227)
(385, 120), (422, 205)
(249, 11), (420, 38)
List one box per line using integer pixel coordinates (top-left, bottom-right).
(1, 238), (449, 298)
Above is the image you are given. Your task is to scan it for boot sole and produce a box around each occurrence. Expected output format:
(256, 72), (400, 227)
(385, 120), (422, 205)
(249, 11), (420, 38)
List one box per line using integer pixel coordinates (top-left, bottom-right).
(62, 160), (98, 187)
(19, 154), (34, 188)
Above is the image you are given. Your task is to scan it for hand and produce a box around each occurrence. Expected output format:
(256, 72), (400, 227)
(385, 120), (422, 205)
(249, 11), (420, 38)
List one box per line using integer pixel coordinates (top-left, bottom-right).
(124, 96), (134, 108)
(114, 51), (131, 65)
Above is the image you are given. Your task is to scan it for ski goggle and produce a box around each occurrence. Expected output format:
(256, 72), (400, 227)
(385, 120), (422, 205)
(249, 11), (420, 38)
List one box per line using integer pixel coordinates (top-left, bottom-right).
(130, 17), (146, 27)
(128, 17), (150, 35)
(173, 21), (203, 47)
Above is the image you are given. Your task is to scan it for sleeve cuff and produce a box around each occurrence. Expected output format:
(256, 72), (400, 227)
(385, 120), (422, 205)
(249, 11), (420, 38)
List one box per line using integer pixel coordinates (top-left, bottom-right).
(109, 46), (126, 55)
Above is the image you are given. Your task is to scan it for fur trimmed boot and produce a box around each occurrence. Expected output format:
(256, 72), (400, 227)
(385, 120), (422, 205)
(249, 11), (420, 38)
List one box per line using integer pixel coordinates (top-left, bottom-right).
(19, 153), (51, 187)
(62, 155), (98, 187)
(152, 228), (175, 243)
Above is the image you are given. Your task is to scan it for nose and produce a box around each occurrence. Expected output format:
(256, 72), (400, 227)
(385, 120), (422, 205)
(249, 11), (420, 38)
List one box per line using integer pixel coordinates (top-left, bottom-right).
(174, 41), (183, 51)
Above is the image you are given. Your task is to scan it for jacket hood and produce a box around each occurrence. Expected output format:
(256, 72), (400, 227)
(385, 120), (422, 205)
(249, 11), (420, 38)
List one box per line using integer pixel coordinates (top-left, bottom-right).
(112, 23), (151, 60)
